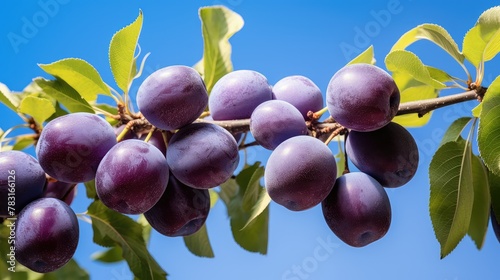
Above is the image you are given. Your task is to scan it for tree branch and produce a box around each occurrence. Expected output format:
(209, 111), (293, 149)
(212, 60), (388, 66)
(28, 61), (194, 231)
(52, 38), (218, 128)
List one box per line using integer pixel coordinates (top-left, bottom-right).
(196, 87), (485, 134)
(396, 89), (480, 117)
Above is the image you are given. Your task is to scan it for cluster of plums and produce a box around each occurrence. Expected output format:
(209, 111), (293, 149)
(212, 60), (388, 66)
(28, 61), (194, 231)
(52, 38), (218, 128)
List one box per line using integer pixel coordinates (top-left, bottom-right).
(0, 63), (421, 273)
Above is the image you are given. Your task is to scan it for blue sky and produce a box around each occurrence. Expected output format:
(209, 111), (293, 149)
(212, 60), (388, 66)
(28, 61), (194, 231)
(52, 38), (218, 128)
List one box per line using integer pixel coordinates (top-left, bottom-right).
(1, 0), (500, 279)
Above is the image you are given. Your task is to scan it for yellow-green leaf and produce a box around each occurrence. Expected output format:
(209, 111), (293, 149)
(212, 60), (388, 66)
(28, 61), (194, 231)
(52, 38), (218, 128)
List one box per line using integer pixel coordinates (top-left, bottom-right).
(39, 58), (111, 102)
(35, 78), (94, 113)
(463, 7), (500, 67)
(109, 10), (143, 94)
(199, 6), (244, 93)
(385, 50), (446, 89)
(347, 45), (375, 65)
(391, 23), (464, 65)
(18, 94), (56, 124)
(393, 85), (437, 127)
(209, 189), (219, 208)
(0, 83), (21, 112)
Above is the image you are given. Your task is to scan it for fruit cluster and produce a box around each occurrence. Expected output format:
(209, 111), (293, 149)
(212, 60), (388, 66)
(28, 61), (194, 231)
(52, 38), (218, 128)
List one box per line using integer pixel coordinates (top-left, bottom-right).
(0, 63), (419, 273)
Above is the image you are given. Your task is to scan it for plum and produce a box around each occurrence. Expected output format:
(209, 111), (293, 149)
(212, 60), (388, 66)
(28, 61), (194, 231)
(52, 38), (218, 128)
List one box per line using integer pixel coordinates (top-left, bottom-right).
(209, 70), (273, 120)
(322, 172), (391, 247)
(16, 198), (79, 273)
(145, 174), (210, 237)
(36, 112), (117, 183)
(272, 75), (323, 119)
(265, 135), (337, 211)
(346, 122), (419, 188)
(250, 100), (308, 150)
(0, 150), (46, 217)
(167, 123), (239, 189)
(326, 63), (400, 132)
(137, 65), (208, 131)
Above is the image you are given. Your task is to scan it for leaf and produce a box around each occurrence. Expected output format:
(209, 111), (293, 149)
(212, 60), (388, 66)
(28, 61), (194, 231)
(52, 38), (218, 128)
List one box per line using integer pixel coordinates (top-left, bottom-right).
(439, 117), (472, 146)
(347, 45), (375, 65)
(92, 246), (124, 263)
(391, 23), (464, 65)
(241, 163), (264, 211)
(429, 139), (474, 258)
(489, 170), (500, 224)
(220, 176), (269, 254)
(209, 189), (219, 208)
(37, 259), (90, 280)
(94, 103), (119, 126)
(109, 10), (143, 94)
(241, 189), (271, 230)
(385, 50), (446, 89)
(35, 78), (94, 113)
(335, 137), (346, 177)
(199, 6), (244, 93)
(137, 214), (152, 245)
(463, 7), (500, 67)
(83, 180), (97, 199)
(392, 85), (437, 127)
(12, 135), (35, 151)
(39, 58), (111, 102)
(478, 76), (500, 177)
(18, 94), (55, 124)
(87, 201), (167, 280)
(468, 154), (490, 249)
(183, 223), (215, 258)
(426, 66), (454, 84)
(0, 83), (20, 112)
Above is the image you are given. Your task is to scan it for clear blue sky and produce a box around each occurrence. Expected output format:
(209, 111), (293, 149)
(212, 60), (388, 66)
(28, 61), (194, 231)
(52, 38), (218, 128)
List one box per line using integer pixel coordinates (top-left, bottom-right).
(1, 1), (499, 279)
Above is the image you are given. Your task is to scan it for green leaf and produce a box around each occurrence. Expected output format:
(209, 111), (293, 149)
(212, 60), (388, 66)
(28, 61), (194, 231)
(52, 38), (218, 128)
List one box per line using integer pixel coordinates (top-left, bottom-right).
(87, 201), (167, 280)
(92, 246), (124, 263)
(109, 10), (143, 94)
(39, 58), (111, 102)
(18, 94), (55, 124)
(0, 83), (20, 112)
(241, 189), (271, 230)
(429, 139), (474, 258)
(488, 170), (500, 224)
(198, 6), (244, 93)
(35, 78), (94, 113)
(468, 154), (490, 249)
(83, 180), (97, 199)
(220, 176), (269, 254)
(392, 85), (437, 127)
(391, 23), (464, 65)
(478, 76), (500, 177)
(241, 163), (264, 211)
(440, 117), (472, 146)
(37, 259), (90, 280)
(183, 223), (215, 258)
(385, 50), (446, 89)
(347, 45), (375, 65)
(94, 103), (119, 126)
(93, 215), (150, 264)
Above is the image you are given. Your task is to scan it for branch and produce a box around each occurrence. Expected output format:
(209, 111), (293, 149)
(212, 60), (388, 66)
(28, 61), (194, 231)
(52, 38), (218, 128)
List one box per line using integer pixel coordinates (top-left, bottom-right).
(198, 88), (485, 134)
(396, 89), (481, 117)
